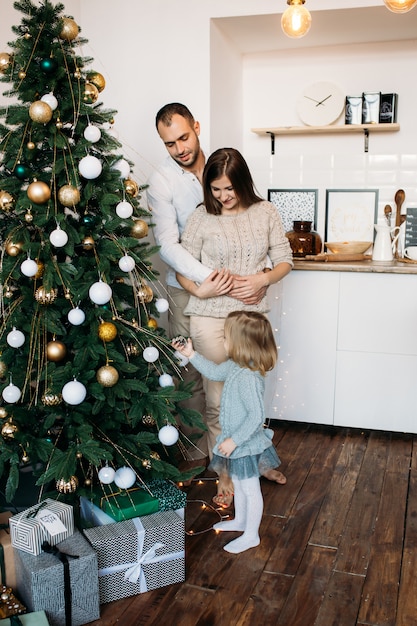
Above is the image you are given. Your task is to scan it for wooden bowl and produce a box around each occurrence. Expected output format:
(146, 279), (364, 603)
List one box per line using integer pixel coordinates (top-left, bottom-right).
(325, 241), (372, 255)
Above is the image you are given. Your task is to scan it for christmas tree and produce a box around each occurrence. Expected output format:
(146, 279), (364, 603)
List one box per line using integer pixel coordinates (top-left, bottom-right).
(0, 0), (204, 504)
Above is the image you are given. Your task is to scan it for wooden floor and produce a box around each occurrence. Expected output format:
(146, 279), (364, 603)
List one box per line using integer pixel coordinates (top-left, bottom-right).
(88, 421), (417, 626)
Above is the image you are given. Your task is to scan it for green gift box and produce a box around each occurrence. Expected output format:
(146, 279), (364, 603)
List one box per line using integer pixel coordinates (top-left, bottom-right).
(0, 611), (50, 625)
(94, 487), (159, 522)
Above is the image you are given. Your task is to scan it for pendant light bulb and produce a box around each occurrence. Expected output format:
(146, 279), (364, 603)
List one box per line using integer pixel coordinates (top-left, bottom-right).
(383, 0), (417, 13)
(281, 0), (312, 39)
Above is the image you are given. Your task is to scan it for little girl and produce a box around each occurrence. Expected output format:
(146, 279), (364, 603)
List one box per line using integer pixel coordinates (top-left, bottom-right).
(172, 310), (280, 554)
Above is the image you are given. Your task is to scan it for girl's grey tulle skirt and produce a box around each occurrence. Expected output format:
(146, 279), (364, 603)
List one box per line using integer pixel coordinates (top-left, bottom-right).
(209, 445), (281, 480)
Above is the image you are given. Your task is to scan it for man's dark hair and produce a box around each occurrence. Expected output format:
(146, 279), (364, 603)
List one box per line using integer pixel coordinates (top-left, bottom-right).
(155, 103), (195, 129)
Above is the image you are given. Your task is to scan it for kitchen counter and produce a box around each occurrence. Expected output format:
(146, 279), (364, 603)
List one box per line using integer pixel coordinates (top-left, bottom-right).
(293, 258), (417, 274)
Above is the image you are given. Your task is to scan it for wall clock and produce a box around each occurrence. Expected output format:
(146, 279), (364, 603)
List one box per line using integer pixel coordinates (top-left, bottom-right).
(297, 82), (345, 126)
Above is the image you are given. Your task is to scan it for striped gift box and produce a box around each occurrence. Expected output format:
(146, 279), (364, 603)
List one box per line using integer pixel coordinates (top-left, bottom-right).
(9, 499), (74, 556)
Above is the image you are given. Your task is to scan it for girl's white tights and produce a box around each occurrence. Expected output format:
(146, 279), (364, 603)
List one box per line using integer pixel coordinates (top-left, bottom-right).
(213, 475), (263, 554)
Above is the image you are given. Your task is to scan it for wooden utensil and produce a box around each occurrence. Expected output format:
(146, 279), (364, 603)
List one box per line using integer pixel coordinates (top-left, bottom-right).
(384, 204), (392, 226)
(395, 189), (405, 227)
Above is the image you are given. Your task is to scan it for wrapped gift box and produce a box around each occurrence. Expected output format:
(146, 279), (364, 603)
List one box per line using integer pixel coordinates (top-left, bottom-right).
(0, 512), (16, 589)
(9, 500), (74, 556)
(14, 530), (100, 626)
(80, 480), (186, 527)
(0, 611), (49, 625)
(83, 509), (184, 603)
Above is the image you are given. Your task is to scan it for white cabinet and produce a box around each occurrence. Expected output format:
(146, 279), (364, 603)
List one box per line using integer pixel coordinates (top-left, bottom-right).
(275, 268), (417, 433)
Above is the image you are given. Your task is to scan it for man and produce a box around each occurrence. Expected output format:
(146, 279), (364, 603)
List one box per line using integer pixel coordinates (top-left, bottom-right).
(146, 103), (212, 463)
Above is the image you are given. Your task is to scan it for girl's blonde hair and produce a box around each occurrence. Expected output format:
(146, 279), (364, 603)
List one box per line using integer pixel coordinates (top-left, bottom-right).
(224, 311), (277, 376)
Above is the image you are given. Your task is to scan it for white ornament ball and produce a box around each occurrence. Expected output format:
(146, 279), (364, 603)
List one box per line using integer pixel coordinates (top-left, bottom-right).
(114, 466), (136, 490)
(2, 383), (22, 404)
(112, 159), (130, 179)
(155, 298), (169, 313)
(143, 346), (159, 363)
(62, 379), (87, 405)
(49, 226), (68, 247)
(174, 350), (189, 367)
(115, 201), (133, 219)
(159, 373), (174, 387)
(89, 281), (112, 305)
(7, 328), (25, 348)
(118, 254), (135, 272)
(40, 92), (58, 110)
(158, 424), (179, 446)
(20, 258), (39, 277)
(78, 155), (102, 179)
(83, 124), (101, 143)
(67, 307), (86, 325)
(98, 466), (115, 484)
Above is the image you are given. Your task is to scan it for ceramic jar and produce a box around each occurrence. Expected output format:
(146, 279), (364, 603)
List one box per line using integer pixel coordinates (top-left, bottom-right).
(286, 221), (322, 257)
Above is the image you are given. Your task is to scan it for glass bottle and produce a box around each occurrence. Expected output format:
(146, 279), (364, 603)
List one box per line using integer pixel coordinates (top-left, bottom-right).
(286, 221), (322, 258)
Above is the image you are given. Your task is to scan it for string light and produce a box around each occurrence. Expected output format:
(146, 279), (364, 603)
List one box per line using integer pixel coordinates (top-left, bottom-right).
(281, 0), (312, 39)
(185, 499), (228, 536)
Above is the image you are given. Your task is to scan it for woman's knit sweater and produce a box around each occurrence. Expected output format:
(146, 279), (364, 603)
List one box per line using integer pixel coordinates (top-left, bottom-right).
(190, 352), (274, 459)
(181, 200), (293, 318)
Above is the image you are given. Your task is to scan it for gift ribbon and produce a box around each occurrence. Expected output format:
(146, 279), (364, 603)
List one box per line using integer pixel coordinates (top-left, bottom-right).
(42, 541), (79, 626)
(97, 518), (184, 593)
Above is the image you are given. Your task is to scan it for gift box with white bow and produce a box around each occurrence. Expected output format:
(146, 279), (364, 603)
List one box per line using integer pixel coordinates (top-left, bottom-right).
(83, 509), (184, 603)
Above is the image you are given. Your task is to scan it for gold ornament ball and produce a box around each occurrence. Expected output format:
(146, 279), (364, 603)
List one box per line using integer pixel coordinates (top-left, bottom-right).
(55, 119), (63, 130)
(0, 190), (14, 212)
(1, 421), (18, 440)
(131, 219), (148, 239)
(0, 52), (11, 73)
(137, 285), (153, 304)
(41, 391), (62, 406)
(58, 184), (80, 207)
(21, 453), (30, 463)
(5, 241), (23, 256)
(56, 475), (79, 494)
(147, 317), (158, 330)
(0, 407), (8, 419)
(150, 451), (160, 460)
(33, 261), (44, 279)
(4, 289), (13, 298)
(142, 414), (156, 426)
(25, 210), (33, 223)
(82, 236), (95, 251)
(87, 71), (106, 92)
(96, 365), (119, 387)
(18, 70), (26, 79)
(29, 100), (53, 124)
(83, 82), (99, 104)
(59, 18), (79, 41)
(27, 141), (35, 150)
(124, 178), (139, 197)
(74, 69), (81, 79)
(46, 340), (67, 362)
(142, 459), (152, 470)
(27, 180), (51, 204)
(84, 478), (92, 487)
(98, 321), (118, 342)
(35, 286), (58, 305)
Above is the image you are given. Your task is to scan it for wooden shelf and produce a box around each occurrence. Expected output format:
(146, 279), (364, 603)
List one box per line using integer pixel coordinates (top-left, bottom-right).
(251, 123), (400, 136)
(251, 123), (400, 154)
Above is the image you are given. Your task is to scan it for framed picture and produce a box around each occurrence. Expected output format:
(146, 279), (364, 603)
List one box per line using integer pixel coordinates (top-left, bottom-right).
(325, 189), (379, 242)
(268, 189), (318, 234)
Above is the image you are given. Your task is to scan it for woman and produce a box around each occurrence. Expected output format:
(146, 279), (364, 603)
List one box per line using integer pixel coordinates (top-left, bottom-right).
(177, 148), (293, 506)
